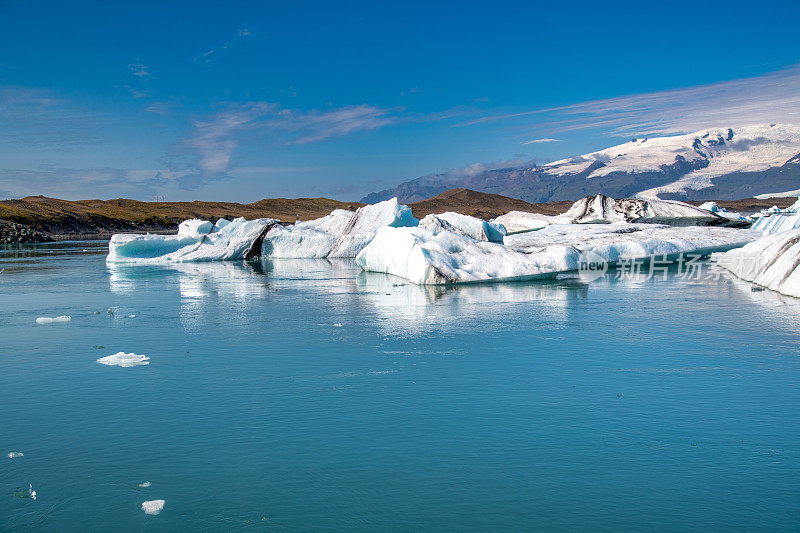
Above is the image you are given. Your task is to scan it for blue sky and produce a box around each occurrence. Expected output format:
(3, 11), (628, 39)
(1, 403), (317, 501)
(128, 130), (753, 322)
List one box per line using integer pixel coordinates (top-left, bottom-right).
(2, 0), (800, 201)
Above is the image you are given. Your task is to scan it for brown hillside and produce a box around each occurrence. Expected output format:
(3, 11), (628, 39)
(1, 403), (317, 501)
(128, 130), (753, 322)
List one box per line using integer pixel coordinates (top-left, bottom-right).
(409, 188), (574, 219)
(0, 196), (364, 238)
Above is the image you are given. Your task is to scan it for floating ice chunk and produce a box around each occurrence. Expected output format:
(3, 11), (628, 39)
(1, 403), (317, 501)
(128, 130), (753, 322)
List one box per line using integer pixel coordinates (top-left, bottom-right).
(142, 499), (165, 515)
(712, 229), (800, 298)
(698, 201), (721, 212)
(698, 202), (752, 224)
(751, 210), (800, 234)
(357, 224), (760, 285)
(357, 226), (579, 284)
(35, 315), (71, 324)
(506, 224), (758, 263)
(419, 212), (506, 242)
(107, 217), (279, 263)
(491, 211), (559, 233)
(562, 195), (728, 226)
(8, 452), (23, 458)
(138, 481), (152, 488)
(107, 198), (417, 262)
(97, 352), (150, 367)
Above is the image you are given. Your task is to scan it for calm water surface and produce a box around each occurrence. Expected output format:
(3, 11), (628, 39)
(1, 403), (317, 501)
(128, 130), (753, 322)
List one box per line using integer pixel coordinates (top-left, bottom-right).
(2, 241), (799, 531)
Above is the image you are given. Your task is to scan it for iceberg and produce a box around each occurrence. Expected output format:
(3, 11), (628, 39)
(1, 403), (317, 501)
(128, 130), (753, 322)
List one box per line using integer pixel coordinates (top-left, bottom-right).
(712, 229), (800, 298)
(356, 226), (577, 284)
(419, 212), (506, 242)
(106, 198), (417, 262)
(357, 224), (760, 285)
(97, 352), (150, 367)
(35, 315), (71, 324)
(8, 452), (23, 458)
(142, 499), (165, 515)
(491, 211), (559, 233)
(750, 199), (800, 234)
(563, 194), (730, 226)
(697, 201), (752, 224)
(107, 217), (280, 263)
(504, 224), (758, 261)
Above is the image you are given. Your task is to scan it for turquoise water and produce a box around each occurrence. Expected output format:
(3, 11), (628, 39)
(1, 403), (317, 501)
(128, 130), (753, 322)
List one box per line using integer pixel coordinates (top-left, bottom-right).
(2, 241), (800, 531)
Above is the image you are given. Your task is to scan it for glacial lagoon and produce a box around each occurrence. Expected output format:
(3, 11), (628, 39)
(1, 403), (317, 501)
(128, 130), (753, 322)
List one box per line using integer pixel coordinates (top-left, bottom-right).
(2, 241), (800, 530)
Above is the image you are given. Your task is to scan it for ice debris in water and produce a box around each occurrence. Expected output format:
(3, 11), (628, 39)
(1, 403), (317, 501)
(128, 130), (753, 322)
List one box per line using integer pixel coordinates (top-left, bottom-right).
(35, 315), (71, 324)
(138, 481), (152, 488)
(142, 499), (165, 515)
(97, 352), (150, 367)
(8, 452), (24, 458)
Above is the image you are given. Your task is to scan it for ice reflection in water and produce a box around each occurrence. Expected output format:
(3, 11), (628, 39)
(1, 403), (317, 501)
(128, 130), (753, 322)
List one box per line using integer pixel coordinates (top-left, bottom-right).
(108, 258), (595, 337)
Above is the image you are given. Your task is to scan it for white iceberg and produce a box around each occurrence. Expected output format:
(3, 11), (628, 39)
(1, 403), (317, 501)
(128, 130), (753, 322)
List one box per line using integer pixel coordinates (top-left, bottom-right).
(419, 211), (506, 242)
(491, 211), (559, 233)
(8, 452), (23, 458)
(97, 352), (150, 367)
(107, 217), (279, 263)
(357, 223), (760, 285)
(138, 481), (152, 488)
(35, 316), (71, 324)
(505, 224), (758, 261)
(563, 194), (727, 226)
(697, 201), (752, 224)
(107, 198), (417, 262)
(357, 226), (577, 284)
(142, 499), (165, 515)
(712, 229), (800, 298)
(750, 199), (800, 234)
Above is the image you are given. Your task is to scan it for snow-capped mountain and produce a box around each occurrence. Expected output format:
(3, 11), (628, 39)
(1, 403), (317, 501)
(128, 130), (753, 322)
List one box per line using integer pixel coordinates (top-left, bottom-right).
(363, 124), (800, 203)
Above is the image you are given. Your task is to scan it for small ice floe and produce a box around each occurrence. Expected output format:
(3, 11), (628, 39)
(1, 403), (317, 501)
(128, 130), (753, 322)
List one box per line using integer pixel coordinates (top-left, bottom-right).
(333, 323), (344, 327)
(29, 484), (36, 500)
(8, 451), (24, 458)
(138, 481), (152, 488)
(35, 315), (71, 324)
(96, 352), (150, 367)
(142, 499), (165, 515)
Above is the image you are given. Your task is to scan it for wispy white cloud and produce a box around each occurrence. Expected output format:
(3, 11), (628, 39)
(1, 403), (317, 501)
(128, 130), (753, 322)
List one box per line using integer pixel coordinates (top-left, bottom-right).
(521, 138), (562, 144)
(194, 27), (253, 65)
(129, 62), (151, 78)
(174, 102), (394, 183)
(461, 63), (800, 137)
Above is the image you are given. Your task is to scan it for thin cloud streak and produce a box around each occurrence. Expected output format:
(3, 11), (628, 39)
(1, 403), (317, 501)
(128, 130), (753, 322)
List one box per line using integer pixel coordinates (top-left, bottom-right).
(194, 28), (253, 65)
(459, 63), (800, 137)
(174, 102), (395, 186)
(521, 138), (562, 144)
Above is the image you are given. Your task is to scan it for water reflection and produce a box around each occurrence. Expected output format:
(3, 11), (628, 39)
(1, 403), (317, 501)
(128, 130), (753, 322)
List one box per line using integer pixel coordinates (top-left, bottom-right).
(107, 258), (595, 336)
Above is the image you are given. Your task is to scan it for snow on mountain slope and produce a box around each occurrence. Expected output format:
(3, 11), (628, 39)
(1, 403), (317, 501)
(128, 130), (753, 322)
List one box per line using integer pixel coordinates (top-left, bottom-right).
(363, 124), (800, 204)
(543, 124), (800, 197)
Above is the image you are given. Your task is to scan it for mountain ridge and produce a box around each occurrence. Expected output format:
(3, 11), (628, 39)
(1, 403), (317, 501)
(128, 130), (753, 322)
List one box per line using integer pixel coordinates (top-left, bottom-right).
(363, 124), (800, 204)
